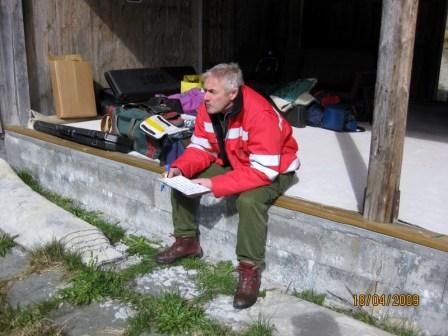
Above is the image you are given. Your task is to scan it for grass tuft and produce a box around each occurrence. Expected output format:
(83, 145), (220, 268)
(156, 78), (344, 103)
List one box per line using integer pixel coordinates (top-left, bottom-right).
(177, 256), (209, 270)
(118, 235), (162, 281)
(194, 260), (237, 302)
(293, 289), (326, 306)
(154, 292), (207, 335)
(60, 262), (124, 305)
(124, 302), (154, 335)
(29, 241), (83, 273)
(69, 208), (125, 244)
(126, 292), (212, 335)
(17, 171), (125, 244)
(0, 233), (17, 257)
(242, 314), (275, 336)
(123, 235), (158, 257)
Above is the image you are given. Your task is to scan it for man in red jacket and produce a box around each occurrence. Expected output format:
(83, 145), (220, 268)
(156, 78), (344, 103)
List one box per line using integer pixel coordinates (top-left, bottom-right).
(155, 63), (300, 309)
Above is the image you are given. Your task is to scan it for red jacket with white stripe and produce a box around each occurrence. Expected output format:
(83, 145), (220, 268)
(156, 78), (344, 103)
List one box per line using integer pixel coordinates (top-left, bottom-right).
(172, 85), (300, 197)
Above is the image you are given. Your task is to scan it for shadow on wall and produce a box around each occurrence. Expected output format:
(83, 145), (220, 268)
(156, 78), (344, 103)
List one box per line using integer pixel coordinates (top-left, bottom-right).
(198, 195), (238, 230)
(83, 0), (195, 67)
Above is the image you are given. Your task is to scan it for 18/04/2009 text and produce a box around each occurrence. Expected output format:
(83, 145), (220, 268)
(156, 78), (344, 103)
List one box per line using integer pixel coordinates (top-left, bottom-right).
(353, 293), (420, 307)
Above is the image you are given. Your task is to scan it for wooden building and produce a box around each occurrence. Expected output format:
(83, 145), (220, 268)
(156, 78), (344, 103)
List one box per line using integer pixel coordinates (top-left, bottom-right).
(1, 0), (447, 227)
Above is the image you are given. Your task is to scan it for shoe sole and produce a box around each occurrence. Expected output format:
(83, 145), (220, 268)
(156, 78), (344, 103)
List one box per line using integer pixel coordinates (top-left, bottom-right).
(155, 248), (203, 264)
(233, 298), (257, 309)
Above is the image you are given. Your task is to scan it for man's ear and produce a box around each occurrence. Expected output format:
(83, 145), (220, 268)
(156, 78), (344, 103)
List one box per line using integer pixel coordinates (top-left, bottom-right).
(229, 89), (238, 101)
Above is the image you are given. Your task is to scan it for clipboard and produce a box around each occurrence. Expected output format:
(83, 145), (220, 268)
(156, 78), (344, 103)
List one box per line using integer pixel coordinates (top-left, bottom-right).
(159, 176), (211, 196)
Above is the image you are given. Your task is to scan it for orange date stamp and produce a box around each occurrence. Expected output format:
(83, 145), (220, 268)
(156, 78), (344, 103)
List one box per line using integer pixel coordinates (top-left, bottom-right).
(353, 294), (420, 307)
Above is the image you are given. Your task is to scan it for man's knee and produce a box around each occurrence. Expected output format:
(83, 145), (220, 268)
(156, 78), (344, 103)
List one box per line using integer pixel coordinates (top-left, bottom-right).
(236, 193), (261, 210)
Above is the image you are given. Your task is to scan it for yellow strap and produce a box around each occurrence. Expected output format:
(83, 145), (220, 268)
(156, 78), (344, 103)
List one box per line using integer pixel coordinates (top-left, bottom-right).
(144, 118), (165, 133)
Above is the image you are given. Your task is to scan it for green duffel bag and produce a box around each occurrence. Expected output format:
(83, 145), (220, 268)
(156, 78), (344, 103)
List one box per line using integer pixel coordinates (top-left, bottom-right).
(101, 106), (162, 158)
(113, 107), (151, 155)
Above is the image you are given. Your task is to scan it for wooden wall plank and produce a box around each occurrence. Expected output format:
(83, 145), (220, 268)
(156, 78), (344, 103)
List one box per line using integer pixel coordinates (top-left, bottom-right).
(191, 0), (203, 73)
(0, 0), (30, 126)
(363, 0), (419, 223)
(23, 0), (198, 116)
(203, 0), (235, 69)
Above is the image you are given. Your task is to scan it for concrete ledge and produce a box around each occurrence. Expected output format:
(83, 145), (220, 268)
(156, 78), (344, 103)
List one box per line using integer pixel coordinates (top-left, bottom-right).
(6, 125), (448, 252)
(5, 127), (448, 336)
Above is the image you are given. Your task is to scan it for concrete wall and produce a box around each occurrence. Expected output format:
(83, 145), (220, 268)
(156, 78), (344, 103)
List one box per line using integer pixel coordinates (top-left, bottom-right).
(5, 131), (448, 336)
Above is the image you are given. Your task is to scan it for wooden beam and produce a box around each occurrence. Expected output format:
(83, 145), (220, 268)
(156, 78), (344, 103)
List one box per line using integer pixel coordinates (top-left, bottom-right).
(363, 0), (419, 222)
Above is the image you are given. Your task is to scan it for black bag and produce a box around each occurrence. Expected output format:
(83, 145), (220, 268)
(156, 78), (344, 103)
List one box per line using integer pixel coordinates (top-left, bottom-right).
(147, 96), (183, 114)
(104, 66), (196, 103)
(34, 120), (133, 153)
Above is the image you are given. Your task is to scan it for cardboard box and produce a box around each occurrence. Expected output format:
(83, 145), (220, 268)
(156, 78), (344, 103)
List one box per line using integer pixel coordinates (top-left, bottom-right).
(49, 54), (97, 119)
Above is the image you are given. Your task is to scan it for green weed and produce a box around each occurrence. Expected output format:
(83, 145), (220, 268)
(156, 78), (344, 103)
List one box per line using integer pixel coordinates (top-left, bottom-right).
(242, 314), (275, 336)
(125, 292), (211, 335)
(116, 235), (164, 281)
(124, 308), (153, 335)
(124, 295), (157, 336)
(197, 323), (236, 335)
(350, 309), (377, 325)
(124, 291), (237, 336)
(154, 292), (208, 335)
(29, 241), (65, 270)
(123, 235), (158, 257)
(293, 289), (326, 306)
(0, 233), (16, 257)
(69, 208), (125, 244)
(29, 241), (83, 273)
(177, 256), (209, 270)
(60, 262), (124, 305)
(195, 261), (237, 301)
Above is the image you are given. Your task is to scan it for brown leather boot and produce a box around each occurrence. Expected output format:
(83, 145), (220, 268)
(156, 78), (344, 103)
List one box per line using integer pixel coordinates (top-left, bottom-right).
(233, 261), (261, 309)
(154, 236), (203, 264)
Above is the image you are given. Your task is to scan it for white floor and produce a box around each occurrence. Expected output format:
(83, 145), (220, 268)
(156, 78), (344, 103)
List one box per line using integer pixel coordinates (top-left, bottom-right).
(67, 107), (448, 236)
(288, 124), (448, 235)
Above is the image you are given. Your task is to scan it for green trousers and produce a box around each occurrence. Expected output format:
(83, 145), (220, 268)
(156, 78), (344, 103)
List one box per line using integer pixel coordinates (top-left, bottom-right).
(171, 163), (295, 266)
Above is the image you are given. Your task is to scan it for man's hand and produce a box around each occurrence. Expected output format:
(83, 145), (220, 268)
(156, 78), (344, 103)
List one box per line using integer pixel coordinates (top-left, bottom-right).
(192, 178), (212, 189)
(167, 167), (183, 178)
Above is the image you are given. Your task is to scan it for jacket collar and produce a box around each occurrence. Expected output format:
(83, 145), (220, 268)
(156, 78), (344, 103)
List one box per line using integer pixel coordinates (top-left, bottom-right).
(225, 86), (243, 119)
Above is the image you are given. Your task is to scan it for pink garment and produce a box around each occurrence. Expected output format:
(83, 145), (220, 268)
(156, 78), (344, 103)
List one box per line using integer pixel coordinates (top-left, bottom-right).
(167, 88), (204, 115)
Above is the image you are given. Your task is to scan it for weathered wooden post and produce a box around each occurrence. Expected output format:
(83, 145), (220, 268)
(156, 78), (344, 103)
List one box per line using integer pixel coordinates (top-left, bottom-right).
(363, 0), (419, 222)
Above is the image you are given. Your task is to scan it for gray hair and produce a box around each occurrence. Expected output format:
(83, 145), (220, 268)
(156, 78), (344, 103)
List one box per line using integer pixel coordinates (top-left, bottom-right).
(202, 63), (244, 92)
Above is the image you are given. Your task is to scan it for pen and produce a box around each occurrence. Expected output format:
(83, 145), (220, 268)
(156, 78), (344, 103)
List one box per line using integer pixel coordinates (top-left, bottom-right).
(161, 164), (170, 192)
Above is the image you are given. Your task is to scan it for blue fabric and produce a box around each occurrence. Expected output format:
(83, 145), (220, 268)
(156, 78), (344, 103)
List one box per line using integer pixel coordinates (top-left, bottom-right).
(306, 103), (324, 127)
(306, 103), (362, 132)
(322, 105), (348, 131)
(165, 139), (185, 165)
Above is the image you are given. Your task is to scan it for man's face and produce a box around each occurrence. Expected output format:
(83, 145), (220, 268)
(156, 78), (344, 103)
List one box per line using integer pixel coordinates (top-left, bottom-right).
(203, 76), (238, 114)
